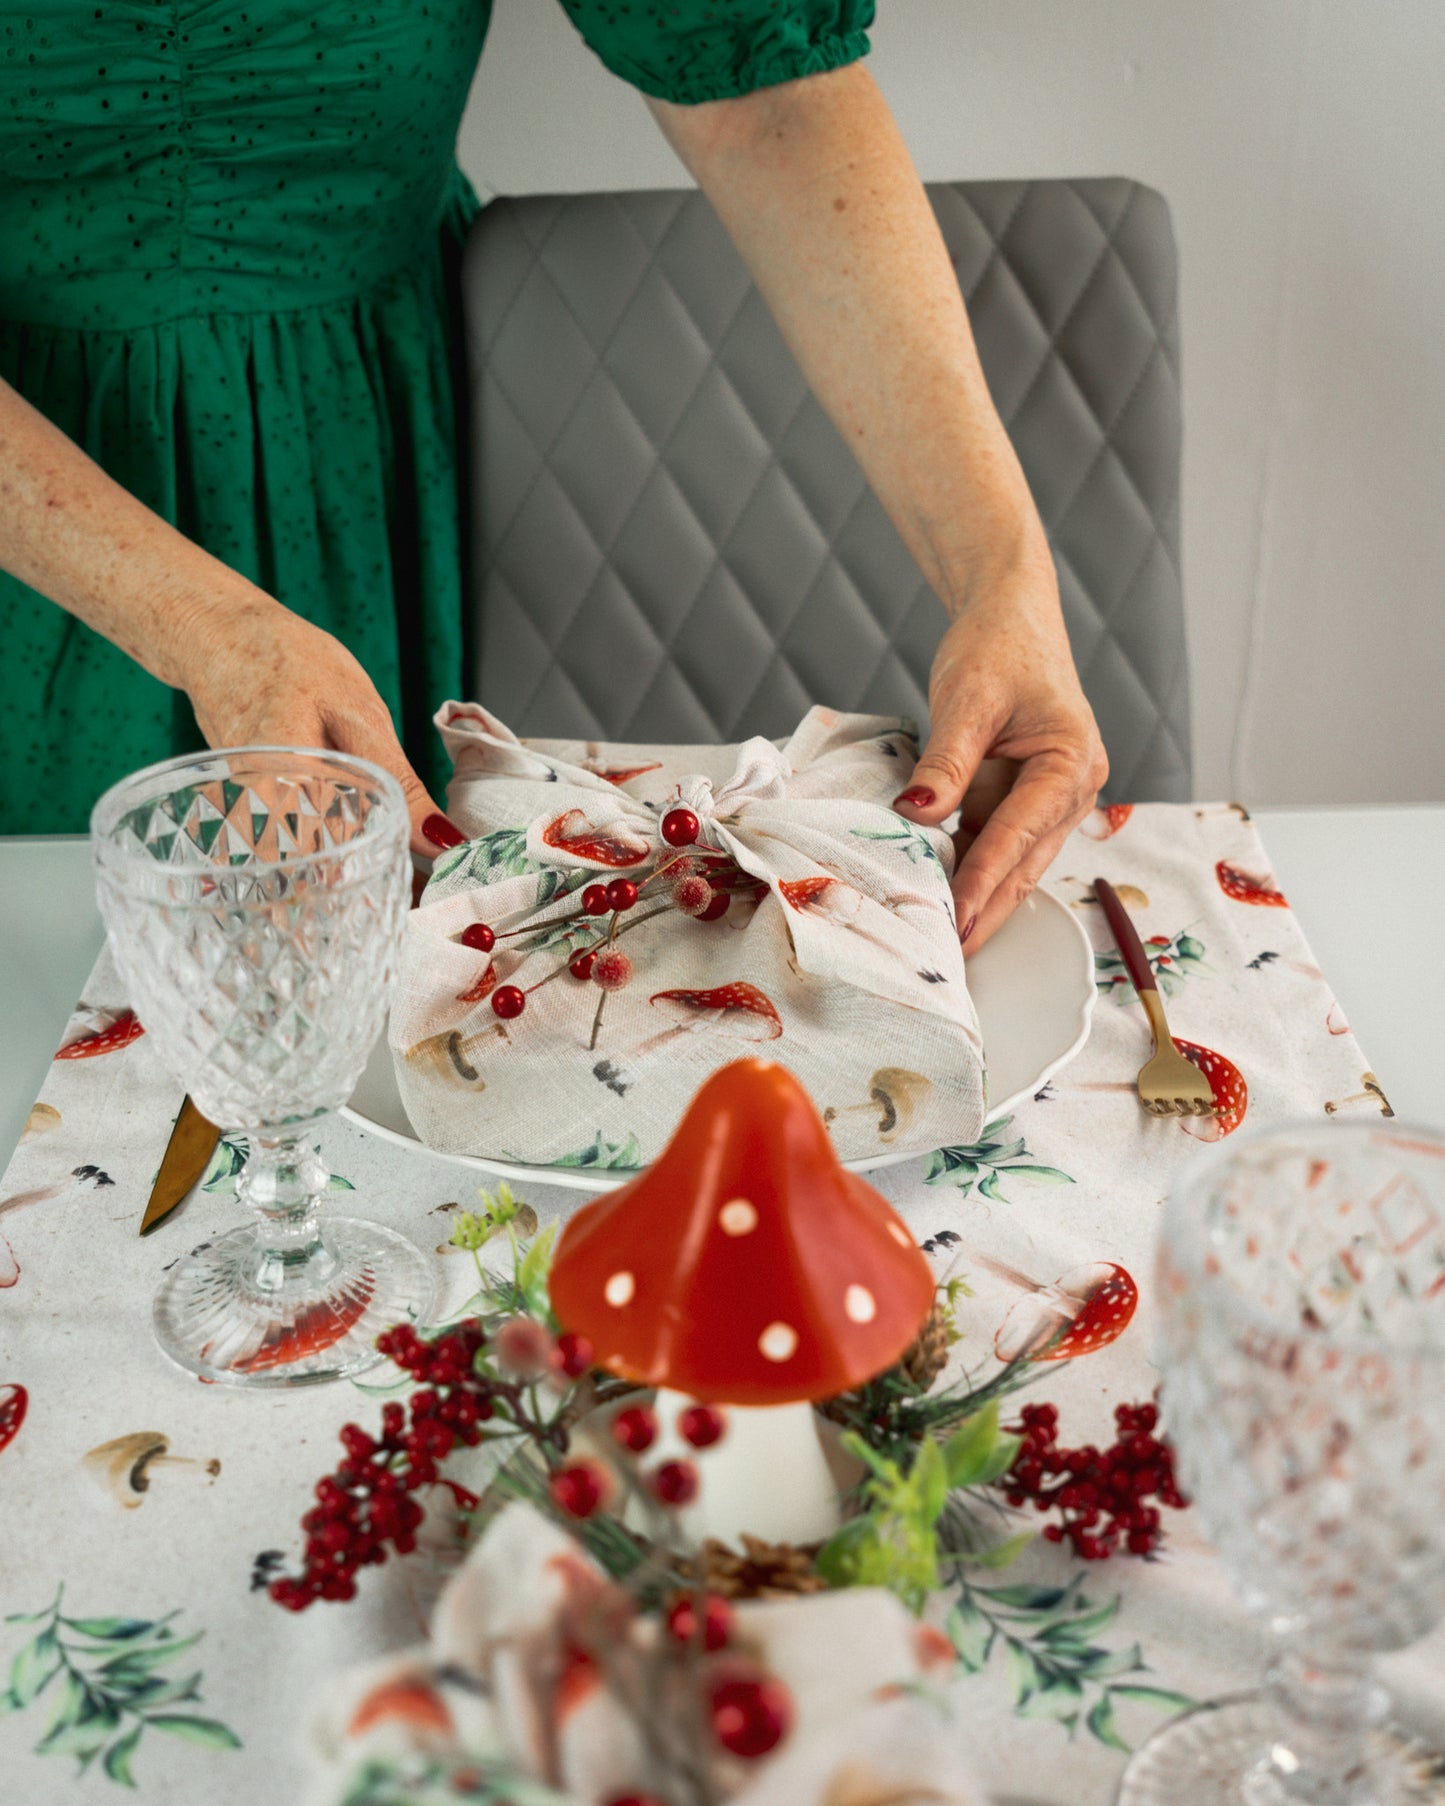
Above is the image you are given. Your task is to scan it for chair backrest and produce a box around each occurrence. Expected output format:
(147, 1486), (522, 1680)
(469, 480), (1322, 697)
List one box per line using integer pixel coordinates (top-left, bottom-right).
(461, 178), (1189, 800)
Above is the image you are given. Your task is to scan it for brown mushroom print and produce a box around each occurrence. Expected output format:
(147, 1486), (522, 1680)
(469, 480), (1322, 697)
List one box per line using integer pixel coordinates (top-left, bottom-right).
(631, 984), (783, 1062)
(824, 1069), (933, 1145)
(967, 1252), (1139, 1363)
(83, 1432), (221, 1508)
(1325, 1072), (1395, 1117)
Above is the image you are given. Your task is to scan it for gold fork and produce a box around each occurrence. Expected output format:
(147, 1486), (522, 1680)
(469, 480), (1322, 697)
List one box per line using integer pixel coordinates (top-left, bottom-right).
(1095, 877), (1218, 1119)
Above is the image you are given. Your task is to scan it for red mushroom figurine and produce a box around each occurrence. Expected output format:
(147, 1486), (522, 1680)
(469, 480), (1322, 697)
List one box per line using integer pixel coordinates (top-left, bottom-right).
(549, 1057), (934, 1544)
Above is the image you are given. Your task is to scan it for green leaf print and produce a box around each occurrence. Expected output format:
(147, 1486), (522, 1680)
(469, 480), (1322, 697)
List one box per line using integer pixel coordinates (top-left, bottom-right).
(201, 1136), (354, 1193)
(335, 1754), (570, 1806)
(850, 820), (949, 876)
(545, 1131), (645, 1171)
(1, 1590), (240, 1785)
(946, 1572), (1195, 1749)
(1096, 928), (1212, 1002)
(924, 1115), (1074, 1201)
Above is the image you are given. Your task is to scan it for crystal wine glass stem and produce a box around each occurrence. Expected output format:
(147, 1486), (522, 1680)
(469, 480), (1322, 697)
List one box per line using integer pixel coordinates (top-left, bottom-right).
(1257, 1645), (1390, 1805)
(235, 1133), (337, 1294)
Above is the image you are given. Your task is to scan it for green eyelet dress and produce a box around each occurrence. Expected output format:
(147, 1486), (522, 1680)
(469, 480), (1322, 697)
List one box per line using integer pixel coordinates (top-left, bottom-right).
(0, 1), (872, 831)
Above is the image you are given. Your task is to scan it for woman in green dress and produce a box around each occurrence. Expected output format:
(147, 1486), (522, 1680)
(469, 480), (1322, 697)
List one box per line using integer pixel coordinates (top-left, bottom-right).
(0, 1), (1106, 950)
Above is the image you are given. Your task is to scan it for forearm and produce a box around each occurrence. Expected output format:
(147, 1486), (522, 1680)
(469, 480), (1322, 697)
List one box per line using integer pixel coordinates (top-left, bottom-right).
(0, 376), (280, 690)
(649, 64), (1052, 617)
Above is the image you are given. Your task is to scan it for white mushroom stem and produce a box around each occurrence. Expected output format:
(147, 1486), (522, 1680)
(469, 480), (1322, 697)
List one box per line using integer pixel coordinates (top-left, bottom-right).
(652, 1390), (849, 1548)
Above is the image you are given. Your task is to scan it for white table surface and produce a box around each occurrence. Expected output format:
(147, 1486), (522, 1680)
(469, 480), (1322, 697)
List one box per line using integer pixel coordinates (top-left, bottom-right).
(2, 806), (1442, 1176)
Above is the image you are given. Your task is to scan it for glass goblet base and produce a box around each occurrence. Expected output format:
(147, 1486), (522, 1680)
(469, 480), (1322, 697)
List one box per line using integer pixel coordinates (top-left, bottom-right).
(1117, 1696), (1445, 1806)
(152, 1217), (434, 1388)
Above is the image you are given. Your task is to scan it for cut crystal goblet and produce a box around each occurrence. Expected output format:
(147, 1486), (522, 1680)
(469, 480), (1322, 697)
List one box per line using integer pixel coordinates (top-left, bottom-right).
(1119, 1120), (1445, 1806)
(91, 747), (434, 1387)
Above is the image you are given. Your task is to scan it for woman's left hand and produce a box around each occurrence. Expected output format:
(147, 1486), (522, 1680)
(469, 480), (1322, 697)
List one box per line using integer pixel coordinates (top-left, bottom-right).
(892, 559), (1108, 951)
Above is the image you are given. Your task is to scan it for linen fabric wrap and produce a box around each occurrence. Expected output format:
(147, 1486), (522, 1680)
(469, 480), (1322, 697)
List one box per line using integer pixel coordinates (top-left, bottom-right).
(389, 704), (986, 1166)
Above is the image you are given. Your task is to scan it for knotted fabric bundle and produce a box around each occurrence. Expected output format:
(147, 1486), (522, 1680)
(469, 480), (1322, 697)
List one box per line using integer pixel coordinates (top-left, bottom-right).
(389, 705), (986, 1167)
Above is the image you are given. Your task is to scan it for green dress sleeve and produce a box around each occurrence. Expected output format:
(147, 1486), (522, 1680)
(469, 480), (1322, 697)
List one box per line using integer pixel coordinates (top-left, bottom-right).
(556, 1), (875, 106)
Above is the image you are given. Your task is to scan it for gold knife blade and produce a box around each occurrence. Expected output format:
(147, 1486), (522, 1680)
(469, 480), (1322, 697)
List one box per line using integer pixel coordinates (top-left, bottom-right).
(141, 1096), (220, 1236)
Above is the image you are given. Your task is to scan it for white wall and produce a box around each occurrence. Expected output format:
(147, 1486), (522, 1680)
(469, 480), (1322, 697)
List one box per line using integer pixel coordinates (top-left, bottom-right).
(458, 0), (1445, 805)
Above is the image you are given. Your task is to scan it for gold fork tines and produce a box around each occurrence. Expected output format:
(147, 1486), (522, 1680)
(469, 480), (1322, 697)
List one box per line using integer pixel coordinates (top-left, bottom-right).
(1095, 878), (1221, 1121)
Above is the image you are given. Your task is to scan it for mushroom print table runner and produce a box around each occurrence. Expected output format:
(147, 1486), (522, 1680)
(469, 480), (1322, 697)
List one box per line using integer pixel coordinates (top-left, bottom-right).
(2, 802), (1441, 1805)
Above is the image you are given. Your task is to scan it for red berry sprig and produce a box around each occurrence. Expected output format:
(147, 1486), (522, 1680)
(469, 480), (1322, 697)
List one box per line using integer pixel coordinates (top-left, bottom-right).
(269, 1318), (578, 1611)
(998, 1401), (1188, 1561)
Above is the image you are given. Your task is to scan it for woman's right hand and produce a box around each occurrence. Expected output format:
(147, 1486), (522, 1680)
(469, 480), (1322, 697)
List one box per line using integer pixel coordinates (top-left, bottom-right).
(182, 596), (461, 863)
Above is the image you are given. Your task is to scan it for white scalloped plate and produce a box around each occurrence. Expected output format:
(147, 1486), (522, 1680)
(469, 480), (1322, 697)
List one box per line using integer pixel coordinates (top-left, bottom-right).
(341, 885), (1096, 1191)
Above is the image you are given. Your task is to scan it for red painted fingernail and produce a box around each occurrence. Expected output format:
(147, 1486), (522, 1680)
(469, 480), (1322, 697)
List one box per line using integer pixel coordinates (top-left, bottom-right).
(422, 813), (465, 850)
(961, 914), (977, 943)
(893, 786), (936, 810)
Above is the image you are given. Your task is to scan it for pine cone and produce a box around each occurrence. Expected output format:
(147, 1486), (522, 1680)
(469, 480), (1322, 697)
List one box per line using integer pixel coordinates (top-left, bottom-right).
(899, 1301), (952, 1393)
(682, 1535), (828, 1600)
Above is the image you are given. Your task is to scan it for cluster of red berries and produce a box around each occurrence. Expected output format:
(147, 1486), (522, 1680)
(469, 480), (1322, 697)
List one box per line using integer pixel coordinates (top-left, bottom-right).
(548, 1398), (728, 1522)
(269, 1318), (594, 1612)
(1000, 1400), (1188, 1561)
(452, 805), (747, 1024)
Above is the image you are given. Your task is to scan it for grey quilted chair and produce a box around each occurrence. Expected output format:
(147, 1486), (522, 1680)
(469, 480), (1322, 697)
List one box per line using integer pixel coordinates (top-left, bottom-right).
(460, 179), (1189, 800)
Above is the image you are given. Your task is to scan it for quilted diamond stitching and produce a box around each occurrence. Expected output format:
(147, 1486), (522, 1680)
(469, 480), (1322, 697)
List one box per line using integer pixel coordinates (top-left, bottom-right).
(462, 179), (1189, 798)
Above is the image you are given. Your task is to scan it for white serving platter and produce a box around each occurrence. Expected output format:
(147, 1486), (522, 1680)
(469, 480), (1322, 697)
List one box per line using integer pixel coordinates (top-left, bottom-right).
(341, 885), (1096, 1191)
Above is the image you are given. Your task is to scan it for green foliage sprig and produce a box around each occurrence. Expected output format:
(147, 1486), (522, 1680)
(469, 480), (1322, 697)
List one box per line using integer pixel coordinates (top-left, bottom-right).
(0, 1589), (239, 1785)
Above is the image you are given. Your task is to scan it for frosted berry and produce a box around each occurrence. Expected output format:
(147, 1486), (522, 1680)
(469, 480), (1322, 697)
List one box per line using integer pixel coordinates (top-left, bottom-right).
(591, 948), (634, 991)
(678, 1403), (727, 1449)
(605, 878), (639, 912)
(671, 873), (714, 917)
(709, 1671), (793, 1758)
(649, 1459), (699, 1507)
(666, 1592), (734, 1651)
(459, 923), (495, 953)
(583, 884), (610, 915)
(550, 1461), (613, 1520)
(661, 807), (700, 847)
(610, 1404), (659, 1454)
(569, 950), (597, 981)
(492, 1316), (554, 1378)
(491, 985), (526, 1020)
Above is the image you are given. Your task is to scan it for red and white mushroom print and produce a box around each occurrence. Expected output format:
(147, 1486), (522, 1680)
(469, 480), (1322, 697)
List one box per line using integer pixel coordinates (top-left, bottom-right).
(1215, 860), (1288, 908)
(1079, 804), (1134, 841)
(632, 984), (783, 1061)
(540, 810), (650, 869)
(0, 1383), (26, 1454)
(54, 1006), (145, 1059)
(548, 1057), (934, 1405)
(1174, 1039), (1248, 1141)
(993, 1262), (1140, 1364)
(777, 875), (864, 926)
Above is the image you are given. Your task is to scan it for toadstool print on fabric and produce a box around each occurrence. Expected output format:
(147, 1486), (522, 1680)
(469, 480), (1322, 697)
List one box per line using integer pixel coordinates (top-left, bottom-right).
(1173, 1041), (1248, 1141)
(539, 810), (650, 869)
(631, 984), (783, 1063)
(985, 1260), (1140, 1363)
(1215, 860), (1289, 908)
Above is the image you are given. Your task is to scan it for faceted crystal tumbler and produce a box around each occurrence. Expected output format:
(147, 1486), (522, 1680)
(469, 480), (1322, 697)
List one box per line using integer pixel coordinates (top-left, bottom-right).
(91, 747), (435, 1386)
(1119, 1120), (1445, 1806)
